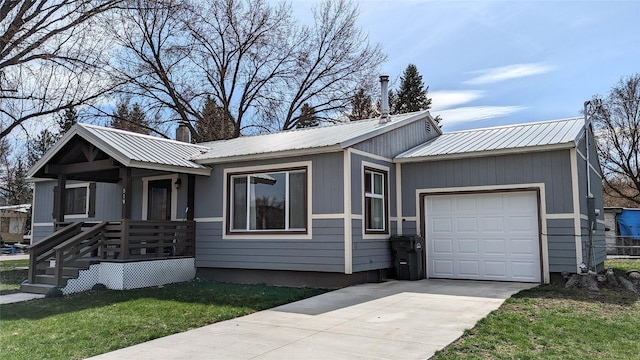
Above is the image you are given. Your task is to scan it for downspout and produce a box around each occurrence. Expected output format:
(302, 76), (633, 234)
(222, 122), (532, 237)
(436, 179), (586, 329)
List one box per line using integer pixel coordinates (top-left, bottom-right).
(583, 101), (596, 273)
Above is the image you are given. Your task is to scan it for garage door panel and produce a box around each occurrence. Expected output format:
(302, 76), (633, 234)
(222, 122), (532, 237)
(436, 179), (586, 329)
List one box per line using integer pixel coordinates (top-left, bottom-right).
(426, 192), (541, 283)
(458, 238), (479, 254)
(484, 261), (507, 278)
(483, 238), (507, 255)
(431, 218), (452, 232)
(458, 260), (480, 277)
(481, 216), (505, 232)
(510, 261), (538, 281)
(433, 238), (453, 254)
(510, 238), (537, 255)
(509, 216), (536, 231)
(456, 217), (477, 232)
(432, 260), (454, 276)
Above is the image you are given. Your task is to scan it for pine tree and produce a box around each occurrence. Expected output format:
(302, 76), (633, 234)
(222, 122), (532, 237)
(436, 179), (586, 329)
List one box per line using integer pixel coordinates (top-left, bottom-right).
(111, 102), (151, 134)
(296, 103), (319, 128)
(197, 97), (236, 142)
(57, 107), (78, 134)
(393, 64), (432, 114)
(348, 88), (377, 121)
(27, 128), (58, 166)
(0, 158), (32, 205)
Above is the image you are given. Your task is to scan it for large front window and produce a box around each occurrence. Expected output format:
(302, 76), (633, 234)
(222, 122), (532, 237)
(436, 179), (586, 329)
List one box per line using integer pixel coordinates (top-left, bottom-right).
(364, 168), (387, 232)
(229, 168), (306, 232)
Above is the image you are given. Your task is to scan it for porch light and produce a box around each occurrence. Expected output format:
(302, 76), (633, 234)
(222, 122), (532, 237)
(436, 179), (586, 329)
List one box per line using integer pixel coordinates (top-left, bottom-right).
(175, 177), (182, 189)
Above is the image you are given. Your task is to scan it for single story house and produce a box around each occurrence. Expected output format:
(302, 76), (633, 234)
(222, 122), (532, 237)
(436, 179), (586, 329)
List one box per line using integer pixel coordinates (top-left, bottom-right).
(22, 86), (605, 294)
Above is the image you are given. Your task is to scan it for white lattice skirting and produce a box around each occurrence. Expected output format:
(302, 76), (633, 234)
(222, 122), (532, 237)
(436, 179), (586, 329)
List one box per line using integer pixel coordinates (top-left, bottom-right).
(62, 258), (196, 295)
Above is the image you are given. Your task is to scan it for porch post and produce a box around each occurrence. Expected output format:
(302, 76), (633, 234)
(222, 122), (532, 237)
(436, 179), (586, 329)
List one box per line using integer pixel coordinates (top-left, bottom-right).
(120, 167), (132, 219)
(187, 174), (195, 221)
(54, 175), (67, 223)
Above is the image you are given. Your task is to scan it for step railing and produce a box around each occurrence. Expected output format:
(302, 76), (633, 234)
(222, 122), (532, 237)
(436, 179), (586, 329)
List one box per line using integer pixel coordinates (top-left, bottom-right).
(28, 223), (84, 284)
(52, 222), (108, 286)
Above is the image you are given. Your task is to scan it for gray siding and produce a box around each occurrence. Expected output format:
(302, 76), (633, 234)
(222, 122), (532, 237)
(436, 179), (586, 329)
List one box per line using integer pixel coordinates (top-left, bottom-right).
(354, 119), (438, 158)
(400, 150), (574, 217)
(194, 153), (347, 272)
(195, 152), (344, 219)
(195, 218), (345, 272)
(352, 219), (393, 272)
(32, 180), (121, 242)
(546, 218), (577, 273)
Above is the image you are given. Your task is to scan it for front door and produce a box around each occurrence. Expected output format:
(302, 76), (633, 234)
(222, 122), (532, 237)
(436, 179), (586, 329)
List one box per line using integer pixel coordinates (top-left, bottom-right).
(147, 179), (172, 220)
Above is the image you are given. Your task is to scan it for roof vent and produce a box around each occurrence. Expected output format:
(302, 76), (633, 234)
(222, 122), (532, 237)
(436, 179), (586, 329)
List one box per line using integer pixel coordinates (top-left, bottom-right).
(379, 75), (390, 124)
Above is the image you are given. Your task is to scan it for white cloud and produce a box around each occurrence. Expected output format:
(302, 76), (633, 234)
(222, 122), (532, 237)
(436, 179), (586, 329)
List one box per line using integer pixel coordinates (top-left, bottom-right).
(434, 105), (527, 127)
(464, 63), (555, 85)
(429, 90), (484, 111)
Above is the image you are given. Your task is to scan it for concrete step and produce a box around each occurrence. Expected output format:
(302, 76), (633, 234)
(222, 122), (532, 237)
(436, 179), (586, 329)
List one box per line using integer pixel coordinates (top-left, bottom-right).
(45, 266), (81, 277)
(35, 274), (72, 287)
(20, 282), (56, 295)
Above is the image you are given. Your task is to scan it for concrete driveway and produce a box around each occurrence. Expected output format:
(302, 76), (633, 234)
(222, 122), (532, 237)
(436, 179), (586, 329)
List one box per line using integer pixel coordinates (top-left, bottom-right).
(89, 279), (535, 360)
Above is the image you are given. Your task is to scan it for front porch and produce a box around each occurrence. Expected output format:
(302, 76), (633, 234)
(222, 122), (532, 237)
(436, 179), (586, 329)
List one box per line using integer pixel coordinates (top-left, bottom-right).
(22, 220), (196, 294)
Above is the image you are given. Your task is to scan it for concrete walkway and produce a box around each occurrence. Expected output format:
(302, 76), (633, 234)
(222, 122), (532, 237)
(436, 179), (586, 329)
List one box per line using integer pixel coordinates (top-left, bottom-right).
(89, 279), (535, 360)
(0, 254), (43, 304)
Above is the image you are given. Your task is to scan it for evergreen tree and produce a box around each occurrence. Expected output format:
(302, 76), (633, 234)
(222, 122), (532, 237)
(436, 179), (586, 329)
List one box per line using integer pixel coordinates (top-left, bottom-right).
(57, 107), (78, 134)
(27, 128), (58, 166)
(296, 103), (319, 128)
(0, 158), (32, 205)
(393, 64), (432, 114)
(197, 97), (236, 142)
(348, 88), (377, 121)
(111, 102), (151, 134)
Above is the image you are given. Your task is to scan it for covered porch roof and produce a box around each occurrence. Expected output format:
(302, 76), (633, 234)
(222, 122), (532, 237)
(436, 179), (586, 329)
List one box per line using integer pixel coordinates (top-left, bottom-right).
(27, 123), (211, 182)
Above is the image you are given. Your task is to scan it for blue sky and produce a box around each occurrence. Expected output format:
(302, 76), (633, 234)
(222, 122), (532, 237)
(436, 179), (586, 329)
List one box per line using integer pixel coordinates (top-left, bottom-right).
(294, 0), (640, 131)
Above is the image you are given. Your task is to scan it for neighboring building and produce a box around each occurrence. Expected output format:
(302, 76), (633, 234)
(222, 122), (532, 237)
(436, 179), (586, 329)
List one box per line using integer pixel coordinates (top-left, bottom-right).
(0, 204), (30, 244)
(604, 207), (640, 255)
(22, 81), (606, 294)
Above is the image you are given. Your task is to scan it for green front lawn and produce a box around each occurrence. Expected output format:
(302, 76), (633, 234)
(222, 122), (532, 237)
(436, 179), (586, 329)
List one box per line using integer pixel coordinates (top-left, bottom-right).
(0, 259), (29, 294)
(433, 259), (640, 359)
(0, 280), (325, 360)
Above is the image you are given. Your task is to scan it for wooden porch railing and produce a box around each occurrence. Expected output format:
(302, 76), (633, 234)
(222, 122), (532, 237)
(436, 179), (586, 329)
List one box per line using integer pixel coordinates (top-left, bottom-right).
(28, 220), (195, 287)
(103, 220), (195, 260)
(28, 223), (84, 284)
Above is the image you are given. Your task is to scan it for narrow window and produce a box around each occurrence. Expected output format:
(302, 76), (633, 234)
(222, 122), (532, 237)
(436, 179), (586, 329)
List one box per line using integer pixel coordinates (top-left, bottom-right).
(64, 187), (88, 215)
(364, 168), (387, 233)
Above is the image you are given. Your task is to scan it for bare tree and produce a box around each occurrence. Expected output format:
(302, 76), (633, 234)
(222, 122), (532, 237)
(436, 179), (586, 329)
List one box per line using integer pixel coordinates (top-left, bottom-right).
(590, 73), (640, 206)
(277, 0), (386, 130)
(0, 0), (125, 140)
(111, 0), (385, 138)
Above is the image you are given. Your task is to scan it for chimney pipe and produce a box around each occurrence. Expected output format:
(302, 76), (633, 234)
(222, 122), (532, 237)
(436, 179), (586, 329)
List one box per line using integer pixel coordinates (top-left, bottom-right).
(176, 124), (190, 143)
(379, 75), (390, 122)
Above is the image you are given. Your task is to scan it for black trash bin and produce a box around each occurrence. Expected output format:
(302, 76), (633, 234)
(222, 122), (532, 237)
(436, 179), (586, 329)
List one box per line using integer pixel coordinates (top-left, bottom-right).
(390, 235), (424, 280)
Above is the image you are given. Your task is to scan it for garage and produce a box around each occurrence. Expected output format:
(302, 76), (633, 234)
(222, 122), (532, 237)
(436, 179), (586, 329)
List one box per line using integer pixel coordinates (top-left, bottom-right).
(424, 191), (541, 282)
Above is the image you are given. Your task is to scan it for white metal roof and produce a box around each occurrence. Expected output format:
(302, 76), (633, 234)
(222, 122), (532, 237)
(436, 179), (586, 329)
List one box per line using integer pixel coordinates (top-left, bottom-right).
(395, 117), (585, 162)
(194, 110), (436, 163)
(28, 123), (211, 178)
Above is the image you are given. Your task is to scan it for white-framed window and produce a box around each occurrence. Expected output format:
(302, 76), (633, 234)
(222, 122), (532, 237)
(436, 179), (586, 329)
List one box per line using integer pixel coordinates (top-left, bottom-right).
(228, 167), (307, 233)
(364, 167), (387, 233)
(61, 182), (95, 218)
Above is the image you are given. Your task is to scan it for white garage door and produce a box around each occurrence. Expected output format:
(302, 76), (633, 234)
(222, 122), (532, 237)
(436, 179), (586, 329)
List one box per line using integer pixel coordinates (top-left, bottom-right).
(425, 191), (541, 282)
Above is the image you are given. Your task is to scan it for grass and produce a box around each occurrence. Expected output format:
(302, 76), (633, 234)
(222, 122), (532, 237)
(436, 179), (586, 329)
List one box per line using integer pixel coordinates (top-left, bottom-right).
(0, 279), (325, 360)
(432, 259), (640, 360)
(0, 259), (29, 295)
